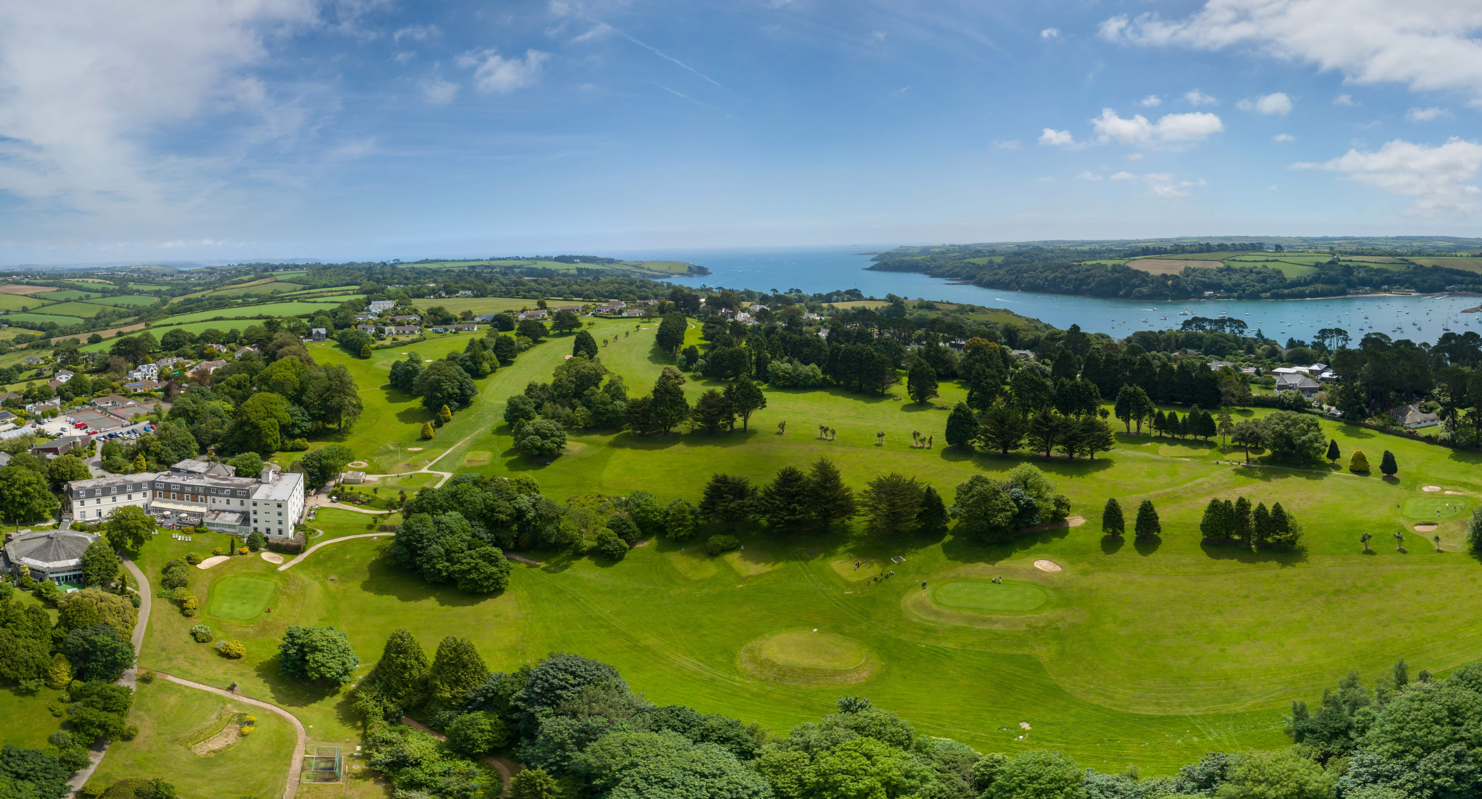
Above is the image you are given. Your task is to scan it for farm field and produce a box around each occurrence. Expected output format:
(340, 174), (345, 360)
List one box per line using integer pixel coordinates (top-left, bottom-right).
(78, 321), (254, 352)
(179, 280), (307, 301)
(35, 300), (111, 318)
(88, 678), (296, 799)
(86, 295), (162, 307)
(157, 301), (344, 325)
(3, 311), (86, 325)
(402, 258), (700, 277)
(38, 289), (102, 302)
(0, 294), (44, 311)
(1413, 257), (1482, 273)
(107, 317), (1482, 776)
(410, 296), (538, 316)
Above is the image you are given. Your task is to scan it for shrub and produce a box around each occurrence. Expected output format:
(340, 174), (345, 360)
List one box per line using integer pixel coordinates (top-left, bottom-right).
(137, 669), (154, 683)
(120, 725), (139, 741)
(238, 547), (249, 555)
(180, 595), (199, 617)
(593, 529), (628, 561)
(129, 593), (141, 608)
(244, 714), (256, 724)
(240, 725), (255, 736)
(160, 560), (189, 589)
(705, 534), (740, 556)
(1350, 450), (1370, 473)
(185, 552), (202, 565)
(211, 547), (223, 557)
(216, 640), (246, 659)
(190, 624), (212, 643)
(78, 785), (105, 799)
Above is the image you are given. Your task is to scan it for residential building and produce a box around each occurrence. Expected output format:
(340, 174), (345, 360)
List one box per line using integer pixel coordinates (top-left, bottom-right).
(391, 315), (421, 323)
(66, 460), (305, 537)
(356, 324), (377, 333)
(195, 360), (228, 374)
(234, 346), (256, 359)
(1273, 373), (1321, 398)
(621, 307), (646, 318)
(455, 290), (474, 297)
(519, 309), (548, 320)
(32, 435), (86, 459)
(311, 328), (327, 341)
(4, 529), (102, 584)
(128, 363), (160, 381)
(367, 300), (395, 313)
(53, 370), (74, 384)
(92, 394), (134, 409)
(123, 380), (164, 393)
(1391, 404), (1440, 430)
(451, 324), (479, 332)
(385, 325), (420, 336)
(556, 305), (582, 313)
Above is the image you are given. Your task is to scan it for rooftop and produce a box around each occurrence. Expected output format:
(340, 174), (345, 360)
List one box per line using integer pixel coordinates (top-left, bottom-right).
(5, 529), (100, 570)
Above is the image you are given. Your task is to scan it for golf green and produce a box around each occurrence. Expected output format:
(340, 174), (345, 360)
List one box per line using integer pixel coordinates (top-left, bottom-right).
(932, 580), (1049, 612)
(1403, 496), (1467, 520)
(739, 630), (881, 686)
(206, 576), (278, 621)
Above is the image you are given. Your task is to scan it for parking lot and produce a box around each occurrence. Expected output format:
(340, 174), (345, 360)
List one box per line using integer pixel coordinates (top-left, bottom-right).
(41, 409), (155, 443)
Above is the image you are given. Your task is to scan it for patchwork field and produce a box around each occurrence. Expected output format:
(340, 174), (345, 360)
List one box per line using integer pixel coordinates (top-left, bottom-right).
(36, 301), (111, 318)
(3, 311), (86, 325)
(1413, 257), (1482, 273)
(410, 296), (541, 316)
(114, 316), (1482, 777)
(86, 294), (162, 307)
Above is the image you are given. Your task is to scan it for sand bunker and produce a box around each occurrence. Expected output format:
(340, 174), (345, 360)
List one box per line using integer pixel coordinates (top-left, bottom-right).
(1415, 524), (1439, 532)
(196, 556), (231, 570)
(1423, 485), (1443, 492)
(1033, 560), (1062, 572)
(407, 447), (423, 452)
(348, 460), (368, 468)
(190, 722), (243, 756)
(1447, 491), (1465, 495)
(260, 552), (285, 564)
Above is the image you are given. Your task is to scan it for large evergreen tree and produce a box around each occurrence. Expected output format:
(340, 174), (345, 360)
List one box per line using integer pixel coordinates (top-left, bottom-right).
(861, 473), (925, 535)
(944, 403), (977, 450)
(1380, 450), (1398, 477)
(1233, 497), (1253, 546)
(1326, 439), (1340, 464)
(724, 376), (766, 432)
(906, 359), (939, 405)
(1101, 498), (1124, 538)
(1134, 500), (1160, 540)
(698, 474), (756, 530)
(427, 636), (489, 707)
(976, 399), (1028, 455)
(1026, 411), (1062, 459)
(1200, 498), (1230, 543)
(757, 466), (812, 531)
(80, 540), (119, 587)
(916, 487), (949, 535)
(807, 458), (857, 530)
(369, 629), (430, 706)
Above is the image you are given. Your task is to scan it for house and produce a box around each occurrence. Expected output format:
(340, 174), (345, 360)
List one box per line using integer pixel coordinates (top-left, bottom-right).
(385, 325), (420, 336)
(155, 357), (189, 370)
(0, 411), (13, 424)
(0, 392), (17, 404)
(367, 300), (395, 313)
(519, 309), (547, 320)
(311, 328), (327, 341)
(4, 529), (102, 584)
(451, 324), (479, 333)
(195, 360), (228, 374)
(22, 357), (42, 365)
(32, 435), (86, 459)
(1273, 373), (1321, 398)
(124, 380), (164, 393)
(601, 300), (626, 311)
(555, 305), (582, 313)
(66, 459), (305, 538)
(1207, 361), (1234, 370)
(341, 471), (366, 484)
(26, 399), (60, 414)
(1010, 349), (1036, 360)
(52, 370), (74, 384)
(234, 346), (256, 360)
(391, 315), (421, 323)
(354, 313), (375, 322)
(356, 324), (377, 333)
(455, 290), (474, 297)
(1391, 404), (1440, 429)
(93, 394), (134, 409)
(128, 363), (160, 381)
(621, 308), (646, 318)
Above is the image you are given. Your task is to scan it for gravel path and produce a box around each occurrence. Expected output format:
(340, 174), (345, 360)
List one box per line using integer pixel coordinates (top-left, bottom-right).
(159, 674), (307, 799)
(277, 533), (390, 572)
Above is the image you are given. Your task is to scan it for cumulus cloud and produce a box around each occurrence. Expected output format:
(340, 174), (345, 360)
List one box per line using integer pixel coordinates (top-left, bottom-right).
(1334, 93), (1357, 106)
(1237, 92), (1293, 115)
(1293, 137), (1482, 216)
(420, 77), (459, 105)
(1274, 133), (1296, 142)
(1091, 108), (1224, 145)
(1139, 95), (1163, 107)
(1038, 128), (1081, 148)
(1075, 172), (1103, 181)
(457, 48), (551, 94)
(1098, 1), (1482, 102)
(1406, 106), (1452, 121)
(1041, 28), (1061, 39)
(1184, 89), (1218, 106)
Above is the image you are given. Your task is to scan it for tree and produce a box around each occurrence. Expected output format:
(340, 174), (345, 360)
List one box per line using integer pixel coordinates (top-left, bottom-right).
(301, 363), (363, 431)
(504, 394), (539, 428)
(359, 344), (372, 358)
(367, 628), (429, 706)
(1349, 450), (1370, 472)
(62, 624), (134, 682)
(510, 767), (562, 799)
(906, 360), (938, 404)
(247, 530), (266, 551)
(1113, 385), (1137, 432)
(977, 399), (1028, 455)
(666, 500), (698, 542)
(698, 474), (756, 530)
(1134, 499), (1160, 540)
(1217, 410), (1235, 446)
(0, 465), (59, 525)
(917, 486), (949, 535)
(1102, 498), (1124, 538)
(447, 711), (510, 756)
(1468, 507), (1482, 555)
(517, 318), (549, 342)
(1220, 750), (1333, 799)
(757, 466), (812, 531)
(421, 422), (434, 439)
(945, 403), (977, 450)
(278, 626), (360, 686)
(724, 376), (766, 432)
(427, 636), (489, 707)
(439, 404), (452, 423)
(949, 476), (1017, 543)
(991, 750), (1084, 799)
(805, 458), (856, 530)
(1200, 498), (1231, 543)
(861, 473), (925, 535)
(656, 312), (687, 356)
(572, 330), (599, 359)
(593, 528), (629, 560)
(1233, 497), (1253, 546)
(44, 653), (71, 689)
(80, 540), (120, 587)
(102, 505), (154, 552)
(1380, 449), (1398, 477)
(1230, 419), (1267, 464)
(492, 334), (519, 365)
(514, 419), (567, 458)
(414, 360), (478, 412)
(1264, 411), (1325, 462)
(551, 310), (581, 335)
(230, 452), (263, 478)
(1026, 410), (1063, 458)
(1326, 439), (1340, 464)
(1079, 416), (1116, 460)
(691, 389), (733, 433)
(650, 376), (690, 435)
(1252, 502), (1272, 547)
(46, 455), (90, 492)
(299, 444), (355, 489)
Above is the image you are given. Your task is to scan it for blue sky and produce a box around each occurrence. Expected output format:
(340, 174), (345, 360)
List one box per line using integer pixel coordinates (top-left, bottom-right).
(2, 0), (1481, 264)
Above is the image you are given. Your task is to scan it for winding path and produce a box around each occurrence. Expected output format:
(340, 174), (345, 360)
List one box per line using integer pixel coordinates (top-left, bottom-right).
(277, 533), (391, 572)
(400, 717), (514, 797)
(157, 675), (307, 799)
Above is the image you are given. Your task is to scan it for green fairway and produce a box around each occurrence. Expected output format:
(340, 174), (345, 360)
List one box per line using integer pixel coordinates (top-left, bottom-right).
(1403, 495), (1468, 520)
(933, 580), (1049, 612)
(205, 576), (278, 620)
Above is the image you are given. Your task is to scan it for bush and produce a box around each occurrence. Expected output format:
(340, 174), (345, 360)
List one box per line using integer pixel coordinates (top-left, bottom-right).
(1350, 450), (1370, 473)
(137, 669), (154, 683)
(237, 547), (249, 555)
(185, 552), (202, 566)
(120, 725), (139, 741)
(180, 595), (198, 617)
(593, 529), (628, 561)
(78, 785), (105, 799)
(211, 547), (223, 557)
(705, 534), (740, 556)
(129, 593), (141, 608)
(190, 624), (212, 643)
(244, 714), (256, 724)
(240, 725), (255, 736)
(160, 560), (189, 590)
(216, 640), (246, 659)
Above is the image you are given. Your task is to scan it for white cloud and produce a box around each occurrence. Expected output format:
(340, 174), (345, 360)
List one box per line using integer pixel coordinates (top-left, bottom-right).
(1237, 92), (1293, 115)
(393, 24), (439, 43)
(1110, 171), (1138, 180)
(1184, 89), (1218, 106)
(1406, 106), (1452, 121)
(1075, 171), (1103, 181)
(993, 139), (1021, 149)
(420, 77), (459, 105)
(1293, 137), (1482, 217)
(1038, 128), (1081, 148)
(1099, 2), (1482, 102)
(1274, 133), (1297, 142)
(1125, 152), (1144, 161)
(572, 23), (613, 43)
(1105, 170), (1207, 196)
(457, 49), (551, 94)
(1091, 108), (1224, 145)
(1139, 95), (1163, 107)
(1041, 28), (1061, 39)
(394, 50), (416, 63)
(1334, 93), (1357, 106)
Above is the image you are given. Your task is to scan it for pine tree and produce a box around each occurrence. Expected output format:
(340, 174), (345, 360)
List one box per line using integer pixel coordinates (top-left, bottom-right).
(360, 344), (372, 358)
(1233, 497), (1253, 545)
(370, 629), (430, 705)
(916, 487), (949, 535)
(665, 500), (698, 542)
(1080, 416), (1117, 460)
(1217, 410), (1234, 446)
(1152, 410), (1166, 437)
(1101, 498), (1124, 538)
(511, 767), (562, 799)
(1222, 499), (1237, 541)
(807, 458), (856, 529)
(1027, 411), (1062, 458)
(1198, 409), (1218, 442)
(439, 405), (453, 423)
(420, 422), (434, 439)
(426, 637), (489, 707)
(1326, 439), (1340, 464)
(907, 359), (939, 405)
(1349, 450), (1370, 472)
(944, 403), (977, 450)
(247, 531), (266, 552)
(757, 466), (812, 530)
(1252, 502), (1272, 548)
(1200, 498), (1230, 543)
(977, 399), (1028, 455)
(1380, 450), (1398, 477)
(1134, 499), (1160, 540)
(1166, 410), (1182, 439)
(1114, 385), (1136, 432)
(1269, 502), (1298, 548)
(131, 454), (147, 473)
(1393, 659), (1409, 688)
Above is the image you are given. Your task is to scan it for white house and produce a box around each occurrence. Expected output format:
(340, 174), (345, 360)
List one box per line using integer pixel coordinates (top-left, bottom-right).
(128, 363), (160, 381)
(1391, 404), (1440, 430)
(367, 300), (396, 313)
(67, 460), (306, 538)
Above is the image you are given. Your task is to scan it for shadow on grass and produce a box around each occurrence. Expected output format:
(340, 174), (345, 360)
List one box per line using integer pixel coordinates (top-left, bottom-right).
(1199, 541), (1309, 567)
(1100, 536), (1124, 555)
(358, 555), (489, 607)
(1133, 536), (1162, 556)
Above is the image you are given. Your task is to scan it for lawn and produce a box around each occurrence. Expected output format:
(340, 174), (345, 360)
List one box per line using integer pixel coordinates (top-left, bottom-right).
(156, 301), (340, 325)
(0, 294), (44, 311)
(3, 311), (86, 325)
(79, 321), (272, 353)
(205, 575), (279, 620)
(178, 281), (306, 301)
(122, 315), (1482, 775)
(87, 678), (296, 799)
(33, 300), (111, 318)
(0, 684), (67, 749)
(411, 296), (539, 316)
(1413, 257), (1482, 273)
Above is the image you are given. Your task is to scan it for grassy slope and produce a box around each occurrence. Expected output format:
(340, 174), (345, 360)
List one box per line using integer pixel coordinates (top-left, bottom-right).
(123, 317), (1482, 775)
(411, 297), (536, 316)
(85, 295), (163, 307)
(88, 678), (295, 799)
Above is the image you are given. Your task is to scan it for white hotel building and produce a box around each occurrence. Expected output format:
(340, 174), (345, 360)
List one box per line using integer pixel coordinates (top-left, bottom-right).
(66, 459), (305, 538)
